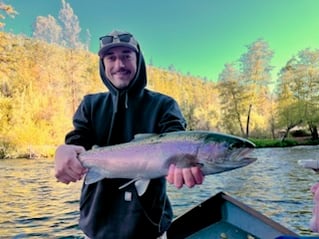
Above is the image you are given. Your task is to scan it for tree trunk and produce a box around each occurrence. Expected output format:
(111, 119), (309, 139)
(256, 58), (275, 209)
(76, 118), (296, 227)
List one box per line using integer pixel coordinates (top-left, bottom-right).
(309, 123), (319, 140)
(270, 115), (276, 139)
(246, 104), (252, 138)
(281, 120), (303, 142)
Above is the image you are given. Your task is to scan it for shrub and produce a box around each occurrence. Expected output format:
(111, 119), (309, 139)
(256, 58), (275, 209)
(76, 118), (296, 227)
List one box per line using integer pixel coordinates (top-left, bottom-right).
(250, 138), (298, 148)
(290, 129), (310, 137)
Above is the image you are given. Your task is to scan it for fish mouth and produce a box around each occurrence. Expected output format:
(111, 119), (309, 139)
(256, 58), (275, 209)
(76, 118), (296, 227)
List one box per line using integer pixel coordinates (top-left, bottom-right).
(201, 157), (257, 175)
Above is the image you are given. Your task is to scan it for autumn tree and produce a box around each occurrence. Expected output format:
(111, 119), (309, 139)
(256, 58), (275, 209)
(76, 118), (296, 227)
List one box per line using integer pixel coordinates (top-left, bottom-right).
(0, 31), (103, 157)
(0, 33), (27, 147)
(0, 1), (17, 29)
(58, 0), (84, 49)
(32, 0), (85, 50)
(239, 38), (274, 137)
(56, 0), (89, 111)
(32, 15), (62, 44)
(218, 63), (247, 136)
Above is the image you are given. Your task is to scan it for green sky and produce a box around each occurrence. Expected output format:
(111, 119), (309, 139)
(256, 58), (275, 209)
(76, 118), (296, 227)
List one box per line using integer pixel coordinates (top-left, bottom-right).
(3, 0), (319, 80)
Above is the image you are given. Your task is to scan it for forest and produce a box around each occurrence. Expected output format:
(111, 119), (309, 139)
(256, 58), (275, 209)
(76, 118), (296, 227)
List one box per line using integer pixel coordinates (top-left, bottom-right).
(0, 1), (319, 158)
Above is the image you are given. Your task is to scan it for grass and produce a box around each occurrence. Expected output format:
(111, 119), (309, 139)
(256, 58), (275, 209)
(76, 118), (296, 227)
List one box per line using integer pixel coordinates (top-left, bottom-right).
(250, 137), (319, 148)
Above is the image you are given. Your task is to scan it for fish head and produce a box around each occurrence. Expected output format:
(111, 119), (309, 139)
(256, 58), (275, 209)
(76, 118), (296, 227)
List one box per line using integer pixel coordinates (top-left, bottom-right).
(197, 132), (256, 174)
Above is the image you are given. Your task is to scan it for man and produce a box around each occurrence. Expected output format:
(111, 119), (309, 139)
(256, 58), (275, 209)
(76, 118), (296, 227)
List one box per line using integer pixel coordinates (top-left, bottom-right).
(54, 30), (204, 239)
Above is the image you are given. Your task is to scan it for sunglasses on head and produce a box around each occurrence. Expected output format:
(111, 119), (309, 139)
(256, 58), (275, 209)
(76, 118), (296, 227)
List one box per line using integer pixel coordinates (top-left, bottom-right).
(99, 33), (133, 47)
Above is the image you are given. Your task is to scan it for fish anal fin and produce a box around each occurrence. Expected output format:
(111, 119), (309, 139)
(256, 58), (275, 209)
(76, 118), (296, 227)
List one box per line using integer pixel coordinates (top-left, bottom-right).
(135, 179), (151, 196)
(118, 177), (151, 196)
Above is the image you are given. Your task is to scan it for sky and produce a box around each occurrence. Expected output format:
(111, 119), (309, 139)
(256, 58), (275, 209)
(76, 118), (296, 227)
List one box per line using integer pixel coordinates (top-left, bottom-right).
(2, 0), (319, 81)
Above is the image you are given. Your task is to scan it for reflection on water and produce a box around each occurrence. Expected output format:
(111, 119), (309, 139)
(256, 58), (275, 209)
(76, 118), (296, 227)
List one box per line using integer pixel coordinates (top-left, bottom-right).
(0, 159), (82, 238)
(1, 146), (319, 238)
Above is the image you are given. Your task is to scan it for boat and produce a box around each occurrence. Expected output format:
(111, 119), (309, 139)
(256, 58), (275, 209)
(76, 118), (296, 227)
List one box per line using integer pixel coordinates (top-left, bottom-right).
(167, 191), (299, 239)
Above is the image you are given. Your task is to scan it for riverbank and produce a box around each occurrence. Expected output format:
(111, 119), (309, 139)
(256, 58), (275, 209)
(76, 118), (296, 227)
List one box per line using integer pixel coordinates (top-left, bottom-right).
(251, 136), (319, 148)
(1, 136), (318, 159)
(0, 144), (56, 159)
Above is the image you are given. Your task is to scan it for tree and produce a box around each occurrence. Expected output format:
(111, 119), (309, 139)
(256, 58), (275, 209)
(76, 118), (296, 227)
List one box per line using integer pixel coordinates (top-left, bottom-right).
(239, 38), (274, 137)
(218, 63), (247, 136)
(277, 49), (319, 140)
(59, 0), (84, 49)
(31, 0), (86, 50)
(276, 71), (302, 141)
(32, 15), (62, 44)
(0, 1), (17, 29)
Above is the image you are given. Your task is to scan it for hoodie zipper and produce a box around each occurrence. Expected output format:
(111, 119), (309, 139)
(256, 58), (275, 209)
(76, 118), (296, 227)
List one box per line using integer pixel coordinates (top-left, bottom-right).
(106, 90), (128, 144)
(106, 92), (119, 145)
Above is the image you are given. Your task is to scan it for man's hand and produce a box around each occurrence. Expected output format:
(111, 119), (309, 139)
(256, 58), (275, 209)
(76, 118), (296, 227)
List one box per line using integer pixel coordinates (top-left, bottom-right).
(54, 144), (87, 184)
(166, 164), (204, 189)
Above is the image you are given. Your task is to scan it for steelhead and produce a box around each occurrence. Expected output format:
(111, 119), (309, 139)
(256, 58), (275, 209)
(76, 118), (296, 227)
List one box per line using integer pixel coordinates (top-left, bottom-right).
(78, 131), (256, 195)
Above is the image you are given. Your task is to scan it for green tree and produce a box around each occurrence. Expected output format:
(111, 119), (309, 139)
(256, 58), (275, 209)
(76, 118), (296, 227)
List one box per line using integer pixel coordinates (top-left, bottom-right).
(277, 49), (319, 140)
(276, 65), (302, 141)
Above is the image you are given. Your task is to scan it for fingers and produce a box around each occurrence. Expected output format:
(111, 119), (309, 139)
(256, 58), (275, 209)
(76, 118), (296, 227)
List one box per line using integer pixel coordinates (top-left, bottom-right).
(173, 166), (184, 189)
(166, 164), (175, 185)
(56, 171), (78, 184)
(166, 164), (184, 188)
(166, 164), (204, 189)
(181, 167), (204, 188)
(54, 144), (87, 184)
(191, 166), (204, 185)
(55, 161), (86, 184)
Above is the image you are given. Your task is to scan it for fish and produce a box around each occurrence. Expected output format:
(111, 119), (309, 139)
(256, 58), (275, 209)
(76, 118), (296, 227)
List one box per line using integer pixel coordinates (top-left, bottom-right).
(78, 131), (256, 195)
(298, 159), (319, 231)
(311, 182), (319, 232)
(298, 159), (319, 171)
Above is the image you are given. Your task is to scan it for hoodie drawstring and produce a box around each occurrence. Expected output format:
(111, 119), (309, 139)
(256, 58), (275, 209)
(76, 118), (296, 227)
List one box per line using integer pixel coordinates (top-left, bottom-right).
(124, 91), (128, 109)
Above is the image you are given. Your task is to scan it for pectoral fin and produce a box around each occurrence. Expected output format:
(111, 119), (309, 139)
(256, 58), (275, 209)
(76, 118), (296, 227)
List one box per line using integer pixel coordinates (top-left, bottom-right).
(84, 168), (106, 184)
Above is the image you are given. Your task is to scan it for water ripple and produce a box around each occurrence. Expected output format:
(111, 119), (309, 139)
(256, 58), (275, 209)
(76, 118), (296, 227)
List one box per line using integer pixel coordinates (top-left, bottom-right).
(1, 147), (319, 237)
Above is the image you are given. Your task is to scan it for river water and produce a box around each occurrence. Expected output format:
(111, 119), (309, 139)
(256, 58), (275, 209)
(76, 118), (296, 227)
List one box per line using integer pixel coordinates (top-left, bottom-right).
(1, 146), (319, 238)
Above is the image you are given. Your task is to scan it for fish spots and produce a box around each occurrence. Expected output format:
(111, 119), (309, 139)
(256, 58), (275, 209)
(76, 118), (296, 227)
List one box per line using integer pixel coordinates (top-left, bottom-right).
(167, 154), (200, 168)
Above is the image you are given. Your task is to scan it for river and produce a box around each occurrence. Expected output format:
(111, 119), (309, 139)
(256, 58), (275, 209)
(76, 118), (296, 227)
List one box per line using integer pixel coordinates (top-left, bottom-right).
(1, 146), (319, 238)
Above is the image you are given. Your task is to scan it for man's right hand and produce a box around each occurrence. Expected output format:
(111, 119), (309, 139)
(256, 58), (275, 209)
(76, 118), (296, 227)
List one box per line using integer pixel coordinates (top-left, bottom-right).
(54, 144), (87, 184)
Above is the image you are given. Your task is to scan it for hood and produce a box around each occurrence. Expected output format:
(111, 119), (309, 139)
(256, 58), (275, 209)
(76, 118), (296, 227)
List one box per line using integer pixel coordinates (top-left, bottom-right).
(99, 46), (147, 100)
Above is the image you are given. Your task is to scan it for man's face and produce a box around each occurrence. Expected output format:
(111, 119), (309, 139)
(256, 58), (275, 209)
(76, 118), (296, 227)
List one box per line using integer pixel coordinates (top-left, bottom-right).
(102, 46), (137, 89)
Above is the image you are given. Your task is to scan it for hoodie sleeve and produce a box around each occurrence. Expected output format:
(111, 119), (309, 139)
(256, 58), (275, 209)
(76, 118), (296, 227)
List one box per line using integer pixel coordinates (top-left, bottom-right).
(158, 97), (187, 133)
(65, 98), (94, 150)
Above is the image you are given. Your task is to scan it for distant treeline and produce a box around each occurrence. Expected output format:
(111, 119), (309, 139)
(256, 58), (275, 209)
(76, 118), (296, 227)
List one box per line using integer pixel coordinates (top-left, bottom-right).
(0, 31), (319, 158)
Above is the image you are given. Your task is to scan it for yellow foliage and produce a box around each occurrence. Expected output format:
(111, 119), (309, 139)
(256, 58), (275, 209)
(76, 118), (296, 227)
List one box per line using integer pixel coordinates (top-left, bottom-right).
(0, 32), (286, 156)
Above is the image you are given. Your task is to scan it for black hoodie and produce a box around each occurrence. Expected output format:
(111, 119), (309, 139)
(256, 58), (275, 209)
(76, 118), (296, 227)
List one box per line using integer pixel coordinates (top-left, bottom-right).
(65, 44), (186, 238)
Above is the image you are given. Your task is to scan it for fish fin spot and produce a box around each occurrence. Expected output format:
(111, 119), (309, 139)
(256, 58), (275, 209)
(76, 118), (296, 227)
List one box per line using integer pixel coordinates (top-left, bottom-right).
(167, 154), (199, 168)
